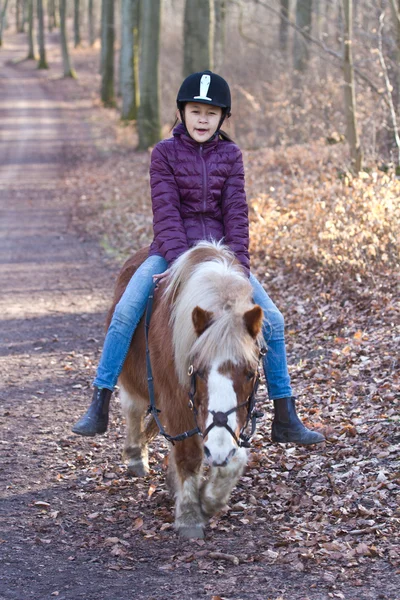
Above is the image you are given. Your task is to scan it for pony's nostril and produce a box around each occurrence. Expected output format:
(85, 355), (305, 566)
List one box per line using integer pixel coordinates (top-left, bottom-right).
(227, 447), (237, 461)
(204, 446), (211, 459)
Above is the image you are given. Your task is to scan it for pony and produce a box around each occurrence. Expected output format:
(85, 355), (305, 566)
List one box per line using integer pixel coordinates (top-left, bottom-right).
(108, 241), (264, 539)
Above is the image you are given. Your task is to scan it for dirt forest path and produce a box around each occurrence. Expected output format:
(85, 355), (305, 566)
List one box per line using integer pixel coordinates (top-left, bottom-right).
(0, 35), (398, 600)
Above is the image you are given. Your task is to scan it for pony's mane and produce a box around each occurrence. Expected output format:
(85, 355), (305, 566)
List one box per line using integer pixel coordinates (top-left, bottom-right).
(164, 241), (262, 385)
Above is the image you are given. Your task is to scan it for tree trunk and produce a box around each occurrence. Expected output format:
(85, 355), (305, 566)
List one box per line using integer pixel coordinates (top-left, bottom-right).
(16, 0), (24, 33)
(37, 0), (48, 69)
(60, 0), (76, 77)
(390, 0), (400, 115)
(343, 0), (362, 173)
(88, 0), (95, 46)
(0, 0), (10, 46)
(120, 0), (140, 120)
(183, 0), (214, 76)
(74, 0), (81, 47)
(293, 0), (313, 72)
(48, 0), (57, 31)
(27, 0), (35, 58)
(100, 0), (107, 73)
(214, 0), (226, 72)
(101, 0), (115, 107)
(279, 0), (290, 53)
(138, 0), (161, 150)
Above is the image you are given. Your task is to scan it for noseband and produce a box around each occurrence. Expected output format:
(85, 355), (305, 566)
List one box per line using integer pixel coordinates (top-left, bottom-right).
(145, 282), (266, 447)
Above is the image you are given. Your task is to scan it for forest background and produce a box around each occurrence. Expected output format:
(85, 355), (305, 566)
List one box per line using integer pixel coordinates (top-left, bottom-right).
(1, 0), (399, 280)
(0, 1), (399, 596)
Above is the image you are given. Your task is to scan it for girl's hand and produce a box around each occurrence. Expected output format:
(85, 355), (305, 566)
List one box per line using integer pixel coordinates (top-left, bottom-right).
(153, 270), (170, 283)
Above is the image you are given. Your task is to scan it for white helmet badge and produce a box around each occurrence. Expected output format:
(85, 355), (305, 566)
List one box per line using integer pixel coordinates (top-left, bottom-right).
(194, 74), (212, 101)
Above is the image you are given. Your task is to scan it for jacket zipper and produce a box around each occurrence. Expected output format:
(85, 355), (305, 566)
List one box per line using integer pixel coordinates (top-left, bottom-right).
(199, 145), (207, 239)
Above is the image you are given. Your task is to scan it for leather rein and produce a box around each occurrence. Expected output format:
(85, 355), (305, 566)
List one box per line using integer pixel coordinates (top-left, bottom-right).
(145, 281), (266, 448)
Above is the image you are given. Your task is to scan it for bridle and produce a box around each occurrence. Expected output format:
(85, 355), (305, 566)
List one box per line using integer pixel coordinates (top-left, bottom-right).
(145, 282), (266, 448)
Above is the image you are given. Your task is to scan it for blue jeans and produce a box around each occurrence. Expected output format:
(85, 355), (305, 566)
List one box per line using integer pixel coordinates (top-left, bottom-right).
(95, 257), (292, 400)
(94, 255), (168, 389)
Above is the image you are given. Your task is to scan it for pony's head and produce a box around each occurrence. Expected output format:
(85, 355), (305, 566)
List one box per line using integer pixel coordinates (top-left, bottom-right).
(166, 242), (264, 466)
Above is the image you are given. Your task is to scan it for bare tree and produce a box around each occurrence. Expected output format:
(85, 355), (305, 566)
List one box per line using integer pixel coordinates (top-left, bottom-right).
(343, 0), (362, 172)
(37, 0), (48, 69)
(74, 0), (81, 47)
(390, 0), (400, 114)
(183, 0), (214, 76)
(279, 0), (290, 53)
(293, 0), (313, 72)
(214, 0), (226, 71)
(48, 0), (57, 32)
(16, 0), (24, 33)
(120, 0), (140, 120)
(0, 0), (10, 46)
(27, 0), (35, 58)
(138, 0), (161, 149)
(88, 0), (95, 46)
(60, 0), (76, 77)
(101, 0), (115, 106)
(378, 12), (400, 166)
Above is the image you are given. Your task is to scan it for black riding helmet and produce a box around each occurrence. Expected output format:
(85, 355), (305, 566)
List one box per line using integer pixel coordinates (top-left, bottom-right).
(177, 70), (231, 133)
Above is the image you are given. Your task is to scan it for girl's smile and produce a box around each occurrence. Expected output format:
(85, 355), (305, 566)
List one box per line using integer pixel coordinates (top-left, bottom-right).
(184, 102), (223, 143)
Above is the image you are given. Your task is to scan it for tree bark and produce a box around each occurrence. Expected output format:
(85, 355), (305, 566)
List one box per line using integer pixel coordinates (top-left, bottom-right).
(293, 0), (313, 72)
(16, 0), (24, 33)
(37, 0), (48, 69)
(0, 0), (10, 46)
(74, 0), (81, 47)
(101, 0), (115, 107)
(390, 0), (400, 115)
(60, 0), (76, 77)
(48, 0), (57, 31)
(279, 0), (290, 53)
(214, 0), (226, 72)
(27, 0), (35, 58)
(183, 0), (214, 76)
(88, 0), (95, 46)
(120, 0), (140, 120)
(343, 0), (362, 173)
(138, 0), (161, 149)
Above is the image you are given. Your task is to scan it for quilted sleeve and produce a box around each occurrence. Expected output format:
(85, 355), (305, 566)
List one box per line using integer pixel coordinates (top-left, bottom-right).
(221, 146), (250, 275)
(150, 143), (189, 264)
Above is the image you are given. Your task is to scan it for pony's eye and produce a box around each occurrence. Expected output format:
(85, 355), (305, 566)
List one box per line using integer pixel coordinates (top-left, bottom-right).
(246, 371), (255, 381)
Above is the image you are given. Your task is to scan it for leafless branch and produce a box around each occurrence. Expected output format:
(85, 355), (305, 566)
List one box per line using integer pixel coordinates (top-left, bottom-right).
(252, 0), (389, 106)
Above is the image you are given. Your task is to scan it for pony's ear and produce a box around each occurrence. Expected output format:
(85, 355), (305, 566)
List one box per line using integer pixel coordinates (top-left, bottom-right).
(244, 305), (263, 338)
(192, 306), (214, 336)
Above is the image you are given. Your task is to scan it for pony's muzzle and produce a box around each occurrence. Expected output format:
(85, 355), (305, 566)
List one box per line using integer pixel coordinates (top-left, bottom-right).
(204, 445), (237, 467)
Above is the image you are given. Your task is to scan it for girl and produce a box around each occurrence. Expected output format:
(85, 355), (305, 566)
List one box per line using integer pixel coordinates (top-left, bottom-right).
(72, 70), (324, 446)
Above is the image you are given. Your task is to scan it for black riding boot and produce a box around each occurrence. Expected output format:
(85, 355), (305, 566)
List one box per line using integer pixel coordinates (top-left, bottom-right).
(271, 397), (325, 445)
(71, 387), (112, 436)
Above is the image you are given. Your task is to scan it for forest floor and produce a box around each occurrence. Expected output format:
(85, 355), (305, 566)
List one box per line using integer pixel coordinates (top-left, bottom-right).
(0, 33), (399, 600)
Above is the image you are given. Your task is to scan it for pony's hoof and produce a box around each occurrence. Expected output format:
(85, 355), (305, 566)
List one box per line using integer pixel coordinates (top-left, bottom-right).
(178, 525), (205, 540)
(126, 460), (149, 477)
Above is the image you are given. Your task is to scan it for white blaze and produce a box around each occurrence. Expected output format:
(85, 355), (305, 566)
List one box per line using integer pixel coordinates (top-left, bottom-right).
(194, 74), (212, 101)
(205, 361), (238, 466)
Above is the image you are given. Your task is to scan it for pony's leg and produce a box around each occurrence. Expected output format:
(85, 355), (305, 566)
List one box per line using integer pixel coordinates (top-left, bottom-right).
(200, 447), (248, 518)
(143, 414), (159, 445)
(169, 442), (205, 539)
(120, 385), (149, 477)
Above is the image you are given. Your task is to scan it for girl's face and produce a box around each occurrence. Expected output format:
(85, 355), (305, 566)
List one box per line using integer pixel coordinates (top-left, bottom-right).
(183, 102), (223, 143)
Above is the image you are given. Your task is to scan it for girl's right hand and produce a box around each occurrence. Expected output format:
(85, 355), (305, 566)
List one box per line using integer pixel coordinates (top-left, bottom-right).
(153, 270), (169, 283)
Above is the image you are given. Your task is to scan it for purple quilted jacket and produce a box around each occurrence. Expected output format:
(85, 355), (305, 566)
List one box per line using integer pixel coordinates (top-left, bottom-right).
(148, 123), (250, 274)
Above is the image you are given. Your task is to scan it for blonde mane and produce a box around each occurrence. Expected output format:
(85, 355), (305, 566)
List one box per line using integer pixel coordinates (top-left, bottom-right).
(164, 242), (262, 385)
